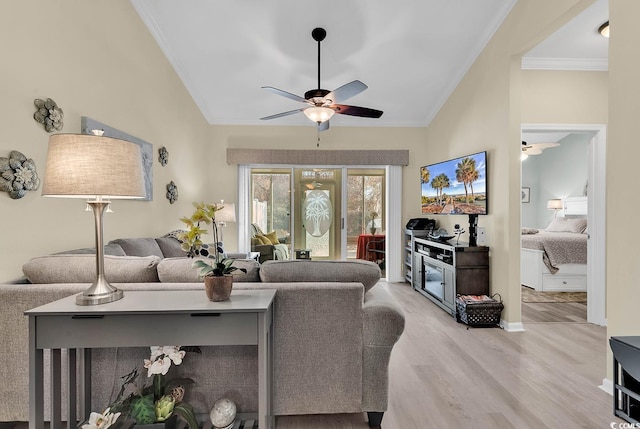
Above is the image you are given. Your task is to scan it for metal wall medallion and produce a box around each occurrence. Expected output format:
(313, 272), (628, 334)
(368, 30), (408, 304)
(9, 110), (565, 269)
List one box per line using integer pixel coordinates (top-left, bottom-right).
(166, 181), (178, 204)
(0, 151), (40, 199)
(33, 98), (64, 132)
(158, 146), (169, 166)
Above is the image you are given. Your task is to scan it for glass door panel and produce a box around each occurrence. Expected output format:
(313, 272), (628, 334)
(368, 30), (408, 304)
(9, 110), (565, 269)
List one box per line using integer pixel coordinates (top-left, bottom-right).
(295, 168), (342, 260)
(250, 169), (292, 257)
(346, 169), (385, 260)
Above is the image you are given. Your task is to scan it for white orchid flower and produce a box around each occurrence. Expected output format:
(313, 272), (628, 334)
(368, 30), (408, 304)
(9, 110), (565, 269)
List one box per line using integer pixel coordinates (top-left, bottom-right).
(168, 346), (186, 366)
(81, 407), (121, 429)
(144, 356), (171, 377)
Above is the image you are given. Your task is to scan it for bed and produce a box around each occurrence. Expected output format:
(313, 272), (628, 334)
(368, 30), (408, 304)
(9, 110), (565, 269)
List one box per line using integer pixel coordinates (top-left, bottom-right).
(521, 197), (588, 292)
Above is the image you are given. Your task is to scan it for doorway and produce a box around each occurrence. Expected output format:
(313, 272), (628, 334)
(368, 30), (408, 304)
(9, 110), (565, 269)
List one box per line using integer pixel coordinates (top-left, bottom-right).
(520, 124), (606, 326)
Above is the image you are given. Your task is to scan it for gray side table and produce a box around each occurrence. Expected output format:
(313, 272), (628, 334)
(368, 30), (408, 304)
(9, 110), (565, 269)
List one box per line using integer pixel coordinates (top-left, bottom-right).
(25, 289), (276, 429)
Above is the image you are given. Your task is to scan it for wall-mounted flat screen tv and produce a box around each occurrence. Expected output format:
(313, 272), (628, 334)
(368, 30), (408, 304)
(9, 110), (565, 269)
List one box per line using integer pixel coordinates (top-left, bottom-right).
(420, 151), (487, 215)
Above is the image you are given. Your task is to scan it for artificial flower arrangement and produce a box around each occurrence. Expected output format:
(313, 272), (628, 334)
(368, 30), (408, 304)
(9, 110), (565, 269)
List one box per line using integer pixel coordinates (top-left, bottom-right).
(177, 201), (246, 277)
(83, 346), (200, 429)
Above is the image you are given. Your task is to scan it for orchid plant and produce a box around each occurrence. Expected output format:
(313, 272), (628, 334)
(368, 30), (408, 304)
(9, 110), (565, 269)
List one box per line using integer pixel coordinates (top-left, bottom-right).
(178, 201), (246, 277)
(105, 345), (200, 429)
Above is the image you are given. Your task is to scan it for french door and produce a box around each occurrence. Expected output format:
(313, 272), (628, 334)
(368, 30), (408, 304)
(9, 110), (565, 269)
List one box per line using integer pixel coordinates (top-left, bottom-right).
(247, 166), (385, 261)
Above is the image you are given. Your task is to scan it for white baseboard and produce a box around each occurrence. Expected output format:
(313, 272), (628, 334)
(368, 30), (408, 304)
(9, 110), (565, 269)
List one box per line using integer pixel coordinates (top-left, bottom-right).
(501, 320), (525, 332)
(600, 377), (613, 396)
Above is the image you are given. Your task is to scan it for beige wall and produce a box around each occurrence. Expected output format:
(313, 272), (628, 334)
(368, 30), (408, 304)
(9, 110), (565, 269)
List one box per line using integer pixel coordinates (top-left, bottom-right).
(522, 70), (608, 123)
(606, 0), (640, 378)
(0, 1), (215, 280)
(423, 0), (598, 324)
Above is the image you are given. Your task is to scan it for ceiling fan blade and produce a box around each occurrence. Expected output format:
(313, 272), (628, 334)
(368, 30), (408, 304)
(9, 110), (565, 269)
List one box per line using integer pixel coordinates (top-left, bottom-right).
(533, 142), (560, 149)
(260, 108), (304, 120)
(318, 120), (330, 132)
(326, 80), (368, 103)
(524, 147), (543, 155)
(262, 86), (308, 103)
(332, 104), (383, 118)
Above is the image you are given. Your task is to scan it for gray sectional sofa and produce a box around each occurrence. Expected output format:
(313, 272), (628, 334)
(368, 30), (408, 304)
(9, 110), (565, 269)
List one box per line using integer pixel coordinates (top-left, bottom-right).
(0, 237), (405, 427)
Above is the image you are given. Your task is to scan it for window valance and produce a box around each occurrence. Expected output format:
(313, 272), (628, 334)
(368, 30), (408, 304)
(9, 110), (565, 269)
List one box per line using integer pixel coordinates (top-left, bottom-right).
(226, 149), (409, 166)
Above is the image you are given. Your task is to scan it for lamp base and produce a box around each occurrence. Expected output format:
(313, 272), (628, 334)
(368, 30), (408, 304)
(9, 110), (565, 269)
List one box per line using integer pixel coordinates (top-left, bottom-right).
(76, 278), (124, 305)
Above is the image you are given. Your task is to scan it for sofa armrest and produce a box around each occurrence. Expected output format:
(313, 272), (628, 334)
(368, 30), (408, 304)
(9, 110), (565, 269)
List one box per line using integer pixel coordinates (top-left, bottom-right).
(361, 283), (405, 412)
(363, 284), (405, 346)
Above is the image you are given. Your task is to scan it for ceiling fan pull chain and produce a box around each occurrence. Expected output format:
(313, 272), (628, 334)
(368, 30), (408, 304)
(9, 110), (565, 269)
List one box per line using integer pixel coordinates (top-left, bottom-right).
(317, 126), (320, 147)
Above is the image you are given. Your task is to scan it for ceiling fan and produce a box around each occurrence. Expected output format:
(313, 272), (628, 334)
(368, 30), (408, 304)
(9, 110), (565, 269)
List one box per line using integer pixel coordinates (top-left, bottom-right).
(260, 27), (383, 132)
(521, 141), (560, 160)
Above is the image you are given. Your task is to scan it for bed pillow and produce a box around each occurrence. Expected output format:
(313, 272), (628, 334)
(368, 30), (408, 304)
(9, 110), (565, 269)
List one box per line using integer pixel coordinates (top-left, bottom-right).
(546, 217), (588, 233)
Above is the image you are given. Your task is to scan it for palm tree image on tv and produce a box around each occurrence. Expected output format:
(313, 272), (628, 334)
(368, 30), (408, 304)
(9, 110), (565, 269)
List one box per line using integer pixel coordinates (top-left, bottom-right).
(421, 152), (487, 215)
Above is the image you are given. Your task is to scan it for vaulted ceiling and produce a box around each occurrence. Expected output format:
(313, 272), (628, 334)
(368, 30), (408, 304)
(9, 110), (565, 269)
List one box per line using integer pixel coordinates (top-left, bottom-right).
(131, 0), (608, 130)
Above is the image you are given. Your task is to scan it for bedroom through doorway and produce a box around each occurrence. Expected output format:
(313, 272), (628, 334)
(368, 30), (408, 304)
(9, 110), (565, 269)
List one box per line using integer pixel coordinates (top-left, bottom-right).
(520, 124), (606, 326)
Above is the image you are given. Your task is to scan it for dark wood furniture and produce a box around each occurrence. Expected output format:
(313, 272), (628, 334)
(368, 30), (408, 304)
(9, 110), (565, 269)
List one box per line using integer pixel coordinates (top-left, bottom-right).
(611, 336), (640, 423)
(412, 237), (489, 317)
(356, 234), (385, 261)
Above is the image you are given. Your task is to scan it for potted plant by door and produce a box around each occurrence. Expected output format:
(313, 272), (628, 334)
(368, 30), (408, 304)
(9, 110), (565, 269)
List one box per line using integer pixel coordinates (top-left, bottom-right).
(178, 202), (246, 301)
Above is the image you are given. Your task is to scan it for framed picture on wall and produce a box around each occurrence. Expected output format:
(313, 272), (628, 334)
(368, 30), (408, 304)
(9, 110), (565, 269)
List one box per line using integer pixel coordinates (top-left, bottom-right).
(521, 187), (530, 203)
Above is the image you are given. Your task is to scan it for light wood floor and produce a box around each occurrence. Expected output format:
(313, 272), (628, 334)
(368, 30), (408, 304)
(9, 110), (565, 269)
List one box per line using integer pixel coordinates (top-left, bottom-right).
(11, 283), (618, 429)
(277, 281), (619, 429)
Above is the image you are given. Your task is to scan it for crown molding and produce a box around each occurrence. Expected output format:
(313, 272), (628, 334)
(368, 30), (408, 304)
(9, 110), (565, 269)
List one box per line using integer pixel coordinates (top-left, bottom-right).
(521, 57), (608, 71)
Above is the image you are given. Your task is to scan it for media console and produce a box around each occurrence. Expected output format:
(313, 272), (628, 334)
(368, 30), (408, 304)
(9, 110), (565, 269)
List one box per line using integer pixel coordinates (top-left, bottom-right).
(412, 237), (489, 317)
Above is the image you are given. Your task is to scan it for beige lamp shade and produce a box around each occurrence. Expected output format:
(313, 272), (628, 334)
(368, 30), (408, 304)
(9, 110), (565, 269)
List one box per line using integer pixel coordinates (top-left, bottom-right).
(216, 203), (237, 223)
(547, 199), (563, 210)
(42, 134), (145, 199)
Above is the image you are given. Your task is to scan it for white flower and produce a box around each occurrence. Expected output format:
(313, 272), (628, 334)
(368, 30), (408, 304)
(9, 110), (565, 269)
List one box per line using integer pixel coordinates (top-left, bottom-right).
(143, 346), (185, 377)
(145, 356), (171, 377)
(81, 407), (120, 429)
(167, 346), (186, 366)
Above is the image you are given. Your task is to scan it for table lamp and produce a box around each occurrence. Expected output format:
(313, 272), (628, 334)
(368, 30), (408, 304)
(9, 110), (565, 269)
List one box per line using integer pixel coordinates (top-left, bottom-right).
(215, 201), (236, 252)
(42, 134), (145, 305)
(547, 199), (563, 217)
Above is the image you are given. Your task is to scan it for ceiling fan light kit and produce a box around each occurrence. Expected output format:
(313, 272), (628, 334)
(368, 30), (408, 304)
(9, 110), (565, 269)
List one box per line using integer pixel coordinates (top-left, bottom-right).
(304, 106), (335, 123)
(261, 27), (383, 132)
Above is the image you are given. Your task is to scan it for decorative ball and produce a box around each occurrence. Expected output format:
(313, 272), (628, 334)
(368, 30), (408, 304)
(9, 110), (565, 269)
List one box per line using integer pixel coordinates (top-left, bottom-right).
(209, 398), (237, 428)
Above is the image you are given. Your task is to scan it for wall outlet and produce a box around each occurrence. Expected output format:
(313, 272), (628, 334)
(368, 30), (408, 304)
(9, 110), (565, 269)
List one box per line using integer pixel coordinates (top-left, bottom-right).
(477, 227), (487, 245)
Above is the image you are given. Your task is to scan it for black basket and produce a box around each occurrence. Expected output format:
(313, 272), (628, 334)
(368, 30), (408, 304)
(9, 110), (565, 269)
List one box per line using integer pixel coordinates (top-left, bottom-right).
(456, 294), (503, 327)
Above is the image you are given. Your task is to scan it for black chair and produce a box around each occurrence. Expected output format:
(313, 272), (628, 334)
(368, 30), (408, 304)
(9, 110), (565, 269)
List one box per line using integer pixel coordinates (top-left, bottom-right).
(366, 238), (385, 268)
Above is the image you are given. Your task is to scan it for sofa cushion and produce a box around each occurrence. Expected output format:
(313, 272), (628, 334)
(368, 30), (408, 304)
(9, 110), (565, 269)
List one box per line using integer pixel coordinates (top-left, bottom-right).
(22, 255), (161, 284)
(157, 257), (261, 283)
(54, 243), (127, 256)
(108, 238), (164, 258)
(259, 259), (380, 292)
(155, 237), (187, 258)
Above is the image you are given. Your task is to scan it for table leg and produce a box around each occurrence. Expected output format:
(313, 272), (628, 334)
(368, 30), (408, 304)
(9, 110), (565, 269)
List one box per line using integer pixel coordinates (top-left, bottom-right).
(68, 349), (77, 428)
(50, 349), (62, 429)
(78, 348), (92, 422)
(29, 317), (44, 429)
(258, 309), (274, 429)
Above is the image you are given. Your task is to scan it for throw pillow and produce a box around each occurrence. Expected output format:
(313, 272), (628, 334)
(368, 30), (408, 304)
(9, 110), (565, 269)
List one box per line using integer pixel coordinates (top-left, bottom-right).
(255, 235), (271, 245)
(264, 231), (280, 245)
(196, 243), (219, 259)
